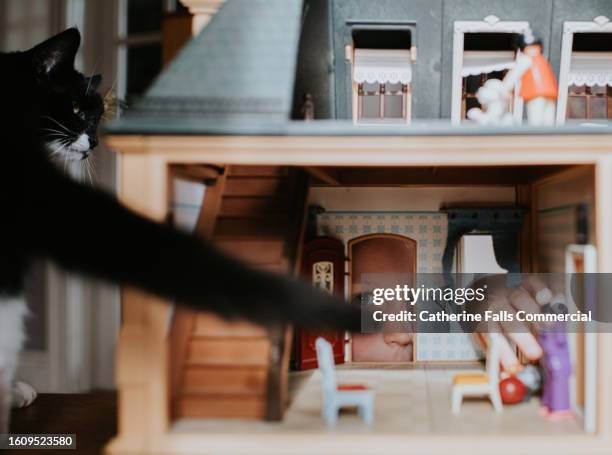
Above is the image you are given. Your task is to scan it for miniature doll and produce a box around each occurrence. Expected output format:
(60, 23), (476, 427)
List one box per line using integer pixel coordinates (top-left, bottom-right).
(502, 30), (558, 126)
(467, 79), (514, 126)
(538, 327), (573, 420)
(301, 94), (315, 120)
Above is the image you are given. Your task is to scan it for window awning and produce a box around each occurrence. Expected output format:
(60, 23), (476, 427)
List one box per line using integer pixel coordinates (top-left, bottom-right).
(353, 49), (412, 84)
(461, 51), (516, 77)
(569, 52), (612, 87)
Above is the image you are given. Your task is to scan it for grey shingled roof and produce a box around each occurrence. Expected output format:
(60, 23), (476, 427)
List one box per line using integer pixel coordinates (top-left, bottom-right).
(122, 0), (304, 122)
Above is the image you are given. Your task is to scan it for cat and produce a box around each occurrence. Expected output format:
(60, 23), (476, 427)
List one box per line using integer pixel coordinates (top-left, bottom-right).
(0, 28), (359, 433)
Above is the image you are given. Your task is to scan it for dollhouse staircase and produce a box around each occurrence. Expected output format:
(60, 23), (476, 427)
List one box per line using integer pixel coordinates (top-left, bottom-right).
(170, 165), (309, 421)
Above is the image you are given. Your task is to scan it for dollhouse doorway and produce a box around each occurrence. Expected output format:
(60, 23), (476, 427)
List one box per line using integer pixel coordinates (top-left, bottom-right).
(348, 234), (417, 362)
(294, 237), (346, 370)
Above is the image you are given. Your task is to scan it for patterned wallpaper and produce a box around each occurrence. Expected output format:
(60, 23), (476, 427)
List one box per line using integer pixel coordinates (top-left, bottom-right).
(317, 211), (483, 362)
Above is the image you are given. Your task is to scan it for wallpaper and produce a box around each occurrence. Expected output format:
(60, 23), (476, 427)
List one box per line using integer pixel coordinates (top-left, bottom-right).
(317, 211), (483, 361)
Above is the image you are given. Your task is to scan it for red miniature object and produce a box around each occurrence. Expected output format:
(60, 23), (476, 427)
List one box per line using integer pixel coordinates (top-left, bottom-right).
(499, 376), (527, 405)
(337, 384), (369, 391)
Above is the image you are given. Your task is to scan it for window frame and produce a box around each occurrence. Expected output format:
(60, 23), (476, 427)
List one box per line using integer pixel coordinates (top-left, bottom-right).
(346, 22), (417, 125)
(567, 84), (612, 120)
(556, 17), (612, 125)
(356, 81), (411, 123)
(451, 17), (530, 125)
(349, 49), (413, 125)
(116, 0), (170, 100)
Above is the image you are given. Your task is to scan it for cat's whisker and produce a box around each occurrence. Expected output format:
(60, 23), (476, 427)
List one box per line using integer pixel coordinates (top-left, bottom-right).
(85, 62), (99, 95)
(42, 128), (67, 134)
(85, 159), (93, 184)
(49, 138), (70, 157)
(80, 160), (89, 184)
(46, 133), (70, 141)
(42, 116), (75, 135)
(80, 159), (86, 183)
(42, 128), (71, 141)
(89, 157), (98, 180)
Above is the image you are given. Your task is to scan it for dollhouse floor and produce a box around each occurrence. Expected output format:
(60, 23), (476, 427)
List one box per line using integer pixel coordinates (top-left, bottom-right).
(173, 364), (583, 436)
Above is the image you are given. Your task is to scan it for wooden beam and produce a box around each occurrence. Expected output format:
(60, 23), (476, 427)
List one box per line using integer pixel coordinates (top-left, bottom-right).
(105, 134), (612, 167)
(162, 11), (193, 67)
(171, 164), (223, 184)
(324, 166), (572, 186)
(303, 166), (341, 185)
(194, 168), (227, 238)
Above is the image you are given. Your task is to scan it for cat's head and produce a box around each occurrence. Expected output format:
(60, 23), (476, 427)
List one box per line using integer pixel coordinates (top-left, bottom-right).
(28, 28), (104, 161)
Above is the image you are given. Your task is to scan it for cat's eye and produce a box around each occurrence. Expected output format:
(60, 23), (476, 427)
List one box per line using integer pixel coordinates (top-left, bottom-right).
(72, 102), (80, 114)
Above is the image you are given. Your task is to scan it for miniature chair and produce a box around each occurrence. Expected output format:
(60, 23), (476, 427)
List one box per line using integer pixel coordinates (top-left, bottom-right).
(451, 334), (502, 414)
(315, 337), (374, 426)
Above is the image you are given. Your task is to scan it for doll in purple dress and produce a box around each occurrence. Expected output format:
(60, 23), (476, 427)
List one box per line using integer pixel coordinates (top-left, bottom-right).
(538, 325), (573, 420)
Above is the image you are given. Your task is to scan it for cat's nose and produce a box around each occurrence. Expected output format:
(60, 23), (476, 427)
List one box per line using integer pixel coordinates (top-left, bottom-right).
(89, 137), (99, 149)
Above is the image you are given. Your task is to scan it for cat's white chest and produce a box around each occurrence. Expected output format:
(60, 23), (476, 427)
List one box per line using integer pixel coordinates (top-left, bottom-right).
(0, 297), (27, 368)
(0, 296), (30, 433)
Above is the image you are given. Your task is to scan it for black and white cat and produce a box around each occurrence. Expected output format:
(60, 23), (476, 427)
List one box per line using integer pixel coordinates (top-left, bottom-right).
(0, 29), (358, 433)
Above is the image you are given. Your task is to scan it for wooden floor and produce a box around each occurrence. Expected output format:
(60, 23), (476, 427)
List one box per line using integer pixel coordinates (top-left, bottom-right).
(4, 368), (584, 453)
(175, 365), (583, 436)
(7, 392), (116, 455)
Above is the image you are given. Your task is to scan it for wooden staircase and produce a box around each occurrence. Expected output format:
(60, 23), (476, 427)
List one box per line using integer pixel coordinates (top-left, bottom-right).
(169, 165), (309, 420)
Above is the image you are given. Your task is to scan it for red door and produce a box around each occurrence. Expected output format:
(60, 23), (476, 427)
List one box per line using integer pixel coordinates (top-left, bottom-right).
(294, 237), (345, 370)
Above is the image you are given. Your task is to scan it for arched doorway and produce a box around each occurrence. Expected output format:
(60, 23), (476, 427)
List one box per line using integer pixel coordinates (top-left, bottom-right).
(348, 234), (417, 362)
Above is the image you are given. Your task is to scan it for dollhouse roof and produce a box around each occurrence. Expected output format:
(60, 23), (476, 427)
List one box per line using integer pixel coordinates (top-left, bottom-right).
(125, 0), (303, 122)
(106, 0), (612, 136)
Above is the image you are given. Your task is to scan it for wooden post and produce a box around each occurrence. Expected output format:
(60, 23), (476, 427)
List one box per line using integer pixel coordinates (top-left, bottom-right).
(179, 0), (226, 35)
(595, 157), (612, 435)
(105, 154), (172, 454)
(162, 11), (193, 66)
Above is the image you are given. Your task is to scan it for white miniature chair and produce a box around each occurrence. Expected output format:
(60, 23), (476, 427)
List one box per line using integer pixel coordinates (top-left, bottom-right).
(315, 337), (374, 426)
(451, 334), (503, 414)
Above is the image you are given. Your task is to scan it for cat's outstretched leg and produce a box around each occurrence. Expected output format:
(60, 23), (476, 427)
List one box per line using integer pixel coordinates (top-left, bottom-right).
(0, 297), (28, 433)
(27, 166), (362, 331)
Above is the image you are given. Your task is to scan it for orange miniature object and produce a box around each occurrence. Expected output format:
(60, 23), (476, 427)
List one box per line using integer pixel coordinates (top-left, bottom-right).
(337, 384), (369, 391)
(452, 373), (489, 386)
(519, 46), (558, 102)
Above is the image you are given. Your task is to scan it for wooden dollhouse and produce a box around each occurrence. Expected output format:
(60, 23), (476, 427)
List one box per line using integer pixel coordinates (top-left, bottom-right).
(104, 0), (612, 453)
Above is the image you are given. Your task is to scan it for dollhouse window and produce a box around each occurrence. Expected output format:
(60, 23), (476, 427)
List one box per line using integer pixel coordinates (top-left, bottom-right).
(353, 49), (412, 123)
(118, 0), (184, 102)
(561, 33), (612, 121)
(460, 50), (515, 119)
(452, 19), (530, 124)
(350, 28), (415, 124)
(313, 261), (334, 294)
(458, 33), (518, 122)
(557, 19), (612, 124)
(567, 84), (612, 119)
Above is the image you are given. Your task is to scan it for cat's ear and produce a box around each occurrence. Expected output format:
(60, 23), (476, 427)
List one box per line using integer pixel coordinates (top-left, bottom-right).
(30, 28), (81, 78)
(86, 74), (103, 92)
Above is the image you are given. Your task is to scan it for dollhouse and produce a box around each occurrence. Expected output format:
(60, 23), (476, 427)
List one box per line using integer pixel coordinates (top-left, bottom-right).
(104, 0), (612, 454)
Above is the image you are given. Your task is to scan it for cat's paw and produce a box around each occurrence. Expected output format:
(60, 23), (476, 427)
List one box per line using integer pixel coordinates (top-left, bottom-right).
(11, 381), (37, 408)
